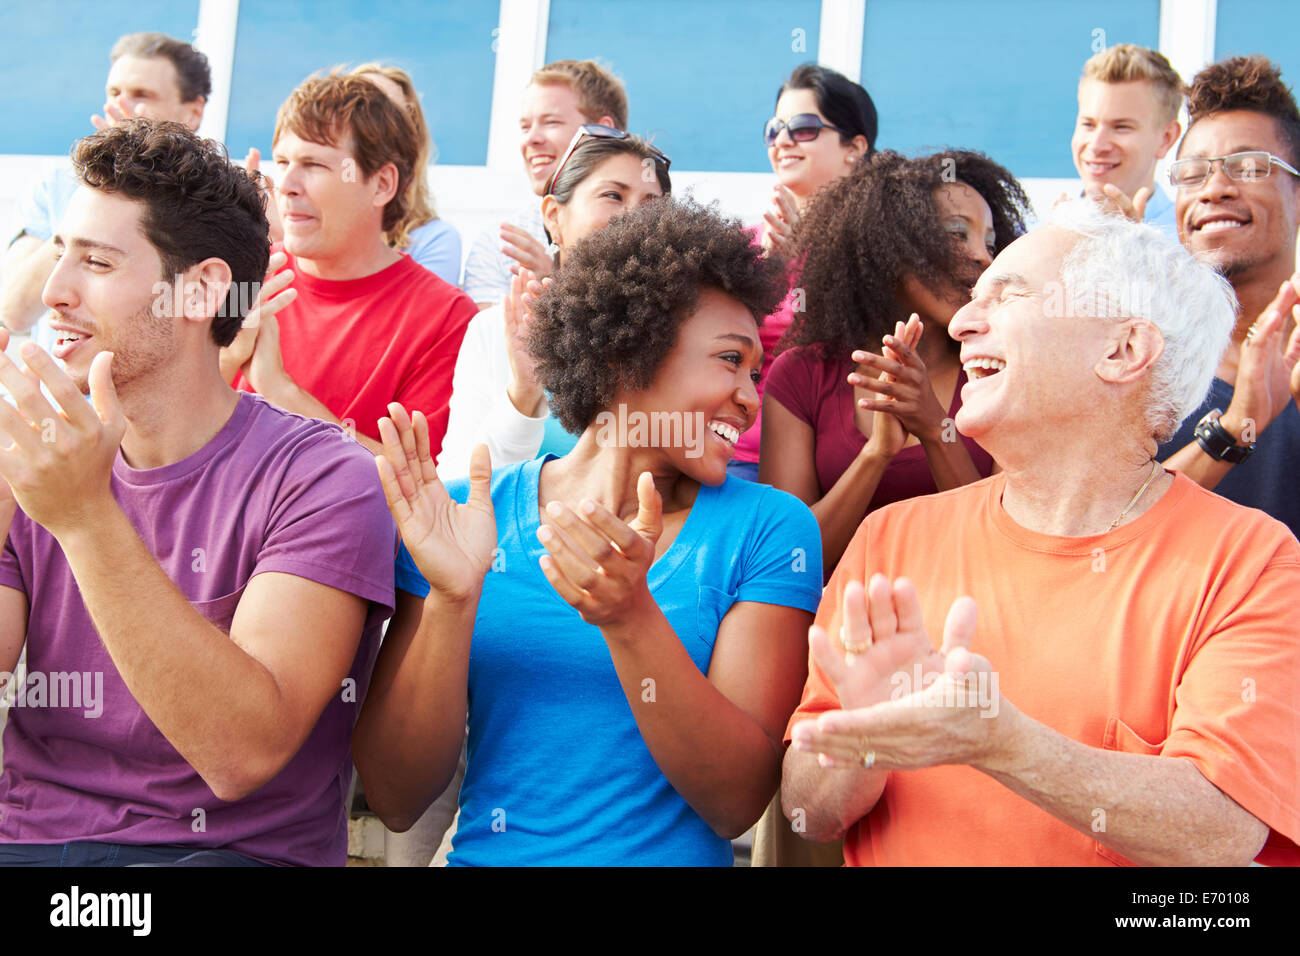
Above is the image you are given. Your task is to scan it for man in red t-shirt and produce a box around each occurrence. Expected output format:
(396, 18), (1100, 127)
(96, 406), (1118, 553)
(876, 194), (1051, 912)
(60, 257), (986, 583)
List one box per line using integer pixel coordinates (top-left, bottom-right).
(224, 71), (475, 455)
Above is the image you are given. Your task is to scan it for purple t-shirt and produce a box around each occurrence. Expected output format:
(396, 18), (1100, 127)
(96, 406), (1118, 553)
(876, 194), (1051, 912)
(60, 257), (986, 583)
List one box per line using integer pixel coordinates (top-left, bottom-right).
(764, 345), (994, 505)
(0, 393), (396, 866)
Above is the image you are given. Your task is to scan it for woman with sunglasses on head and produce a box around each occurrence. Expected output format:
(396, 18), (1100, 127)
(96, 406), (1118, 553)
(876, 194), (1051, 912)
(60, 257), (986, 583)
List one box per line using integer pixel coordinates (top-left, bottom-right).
(728, 64), (878, 483)
(353, 199), (823, 866)
(351, 63), (461, 285)
(761, 150), (1030, 576)
(437, 127), (671, 481)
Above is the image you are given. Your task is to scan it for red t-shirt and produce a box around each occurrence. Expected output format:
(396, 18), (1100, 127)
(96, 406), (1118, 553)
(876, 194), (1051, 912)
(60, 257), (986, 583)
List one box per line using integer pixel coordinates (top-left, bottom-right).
(733, 225), (798, 464)
(763, 344), (994, 505)
(235, 250), (476, 452)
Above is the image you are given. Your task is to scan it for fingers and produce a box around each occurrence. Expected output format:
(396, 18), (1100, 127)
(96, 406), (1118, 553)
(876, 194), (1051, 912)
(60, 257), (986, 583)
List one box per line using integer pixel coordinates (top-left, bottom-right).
(939, 595), (978, 656)
(809, 623), (849, 687)
(866, 573), (898, 645)
(244, 147), (261, 175)
(574, 497), (645, 556)
(87, 351), (125, 436)
(410, 410), (437, 485)
(536, 519), (601, 592)
(377, 417), (418, 503)
(630, 471), (663, 542)
(0, 347), (58, 434)
(384, 402), (422, 492)
(467, 444), (493, 514)
(375, 453), (413, 524)
(17, 343), (97, 429)
(840, 579), (872, 653)
(892, 577), (925, 636)
(1132, 186), (1152, 222)
(850, 351), (903, 379)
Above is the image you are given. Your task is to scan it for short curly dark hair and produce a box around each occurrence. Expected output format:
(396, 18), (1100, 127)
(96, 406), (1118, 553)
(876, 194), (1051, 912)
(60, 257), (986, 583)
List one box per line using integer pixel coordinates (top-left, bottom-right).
(780, 149), (1030, 360)
(73, 119), (270, 346)
(1185, 55), (1300, 167)
(528, 198), (786, 433)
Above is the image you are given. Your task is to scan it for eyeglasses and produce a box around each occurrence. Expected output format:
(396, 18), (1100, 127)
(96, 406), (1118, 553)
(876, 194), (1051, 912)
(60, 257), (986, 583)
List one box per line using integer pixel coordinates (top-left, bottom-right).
(543, 124), (671, 196)
(1168, 150), (1300, 188)
(763, 113), (848, 146)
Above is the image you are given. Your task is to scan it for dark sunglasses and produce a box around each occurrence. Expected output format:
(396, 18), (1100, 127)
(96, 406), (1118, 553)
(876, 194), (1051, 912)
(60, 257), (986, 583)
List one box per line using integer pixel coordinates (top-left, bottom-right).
(544, 124), (671, 196)
(763, 113), (849, 146)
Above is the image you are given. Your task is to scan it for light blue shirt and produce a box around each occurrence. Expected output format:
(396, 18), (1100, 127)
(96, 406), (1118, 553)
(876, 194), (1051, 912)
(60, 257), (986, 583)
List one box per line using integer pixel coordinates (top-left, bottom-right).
(395, 456), (822, 865)
(404, 218), (462, 286)
(14, 164), (79, 353)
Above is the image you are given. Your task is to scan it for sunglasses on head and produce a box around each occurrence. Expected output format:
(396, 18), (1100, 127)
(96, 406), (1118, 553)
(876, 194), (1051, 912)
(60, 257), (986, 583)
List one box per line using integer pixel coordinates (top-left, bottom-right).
(763, 113), (849, 146)
(544, 124), (672, 196)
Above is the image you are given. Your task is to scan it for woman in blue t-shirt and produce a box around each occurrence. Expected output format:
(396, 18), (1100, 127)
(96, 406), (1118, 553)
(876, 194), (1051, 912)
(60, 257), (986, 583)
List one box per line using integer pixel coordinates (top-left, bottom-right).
(354, 198), (823, 866)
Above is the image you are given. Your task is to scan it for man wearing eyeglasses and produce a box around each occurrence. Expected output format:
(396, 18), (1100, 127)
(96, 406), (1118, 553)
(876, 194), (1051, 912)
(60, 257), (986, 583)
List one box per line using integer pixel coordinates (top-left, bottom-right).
(1158, 55), (1300, 541)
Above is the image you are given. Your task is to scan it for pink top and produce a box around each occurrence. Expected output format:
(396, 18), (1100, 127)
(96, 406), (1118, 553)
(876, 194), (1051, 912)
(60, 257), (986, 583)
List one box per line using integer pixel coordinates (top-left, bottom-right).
(763, 345), (994, 507)
(734, 224), (797, 464)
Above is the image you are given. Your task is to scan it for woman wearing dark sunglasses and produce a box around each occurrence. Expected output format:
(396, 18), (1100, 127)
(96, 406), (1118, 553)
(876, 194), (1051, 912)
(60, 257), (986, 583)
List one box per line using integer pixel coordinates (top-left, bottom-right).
(438, 127), (671, 480)
(728, 64), (878, 483)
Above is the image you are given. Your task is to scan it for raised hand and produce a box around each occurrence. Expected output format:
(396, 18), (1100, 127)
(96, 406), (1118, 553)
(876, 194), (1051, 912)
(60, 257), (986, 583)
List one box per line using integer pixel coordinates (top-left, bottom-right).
(502, 223), (554, 279)
(220, 250), (296, 385)
(760, 184), (800, 259)
(503, 268), (545, 416)
(851, 314), (948, 446)
(376, 404), (496, 602)
(537, 470), (663, 628)
(243, 148), (284, 244)
(1221, 277), (1299, 442)
(0, 344), (126, 539)
(1096, 183), (1153, 223)
(90, 95), (140, 131)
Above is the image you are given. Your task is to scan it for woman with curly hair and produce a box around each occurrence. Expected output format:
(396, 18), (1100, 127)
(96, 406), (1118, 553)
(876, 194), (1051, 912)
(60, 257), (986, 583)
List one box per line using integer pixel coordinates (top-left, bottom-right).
(353, 198), (823, 866)
(437, 127), (670, 480)
(729, 63), (878, 482)
(761, 149), (1030, 574)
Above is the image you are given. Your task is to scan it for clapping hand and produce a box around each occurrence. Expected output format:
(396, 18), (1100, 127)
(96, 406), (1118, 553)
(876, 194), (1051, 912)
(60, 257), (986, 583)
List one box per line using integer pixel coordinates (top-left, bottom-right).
(537, 471), (663, 628)
(376, 404), (496, 602)
(760, 185), (800, 260)
(502, 224), (554, 279)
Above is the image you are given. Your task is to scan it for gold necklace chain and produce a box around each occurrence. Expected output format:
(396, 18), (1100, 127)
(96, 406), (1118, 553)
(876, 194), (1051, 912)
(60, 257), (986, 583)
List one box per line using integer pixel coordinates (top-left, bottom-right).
(1107, 459), (1162, 532)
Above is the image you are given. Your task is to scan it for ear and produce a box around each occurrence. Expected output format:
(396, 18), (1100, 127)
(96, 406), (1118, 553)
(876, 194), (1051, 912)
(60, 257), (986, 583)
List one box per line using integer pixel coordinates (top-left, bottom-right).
(181, 258), (234, 324)
(183, 97), (205, 132)
(540, 194), (562, 247)
(1154, 118), (1181, 160)
(595, 114), (618, 129)
(1095, 319), (1164, 385)
(847, 135), (869, 163)
(369, 161), (400, 209)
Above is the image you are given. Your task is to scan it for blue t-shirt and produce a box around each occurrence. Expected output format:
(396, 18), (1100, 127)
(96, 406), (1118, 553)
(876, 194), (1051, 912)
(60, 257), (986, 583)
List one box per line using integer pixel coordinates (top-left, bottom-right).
(404, 218), (463, 286)
(395, 455), (822, 866)
(1159, 376), (1300, 541)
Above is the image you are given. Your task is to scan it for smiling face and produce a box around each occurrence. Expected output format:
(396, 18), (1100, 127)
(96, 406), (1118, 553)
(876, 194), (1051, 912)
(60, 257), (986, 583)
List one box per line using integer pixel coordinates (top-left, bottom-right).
(613, 287), (763, 485)
(543, 152), (665, 254)
(767, 88), (863, 200)
(273, 130), (391, 262)
(1174, 110), (1300, 280)
(1072, 79), (1178, 199)
(519, 82), (598, 196)
(901, 181), (997, 328)
(42, 186), (179, 395)
(949, 227), (1107, 442)
(105, 55), (203, 130)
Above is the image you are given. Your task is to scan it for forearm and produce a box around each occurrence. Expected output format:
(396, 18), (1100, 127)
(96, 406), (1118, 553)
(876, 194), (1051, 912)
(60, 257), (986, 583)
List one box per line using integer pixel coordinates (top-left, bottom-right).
(601, 603), (788, 838)
(919, 433), (981, 491)
(1, 238), (58, 334)
(812, 449), (891, 574)
(353, 590), (477, 831)
(261, 378), (383, 455)
(57, 501), (310, 800)
(1160, 441), (1233, 491)
(978, 707), (1267, 866)
(781, 746), (886, 843)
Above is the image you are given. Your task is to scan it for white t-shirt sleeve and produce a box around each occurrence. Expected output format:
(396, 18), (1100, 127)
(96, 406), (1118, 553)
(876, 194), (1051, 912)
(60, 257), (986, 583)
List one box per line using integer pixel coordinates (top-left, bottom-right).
(436, 303), (549, 479)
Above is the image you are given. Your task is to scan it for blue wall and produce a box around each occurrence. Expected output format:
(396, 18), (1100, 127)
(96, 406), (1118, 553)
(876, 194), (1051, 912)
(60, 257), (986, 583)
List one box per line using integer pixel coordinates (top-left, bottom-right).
(545, 0), (823, 172)
(0, 1), (200, 155)
(225, 0), (497, 165)
(1215, 0), (1300, 95)
(860, 0), (1160, 177)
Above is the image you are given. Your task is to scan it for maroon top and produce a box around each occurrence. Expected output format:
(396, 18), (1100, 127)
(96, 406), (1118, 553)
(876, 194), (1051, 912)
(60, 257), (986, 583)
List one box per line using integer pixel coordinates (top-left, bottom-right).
(764, 345), (994, 508)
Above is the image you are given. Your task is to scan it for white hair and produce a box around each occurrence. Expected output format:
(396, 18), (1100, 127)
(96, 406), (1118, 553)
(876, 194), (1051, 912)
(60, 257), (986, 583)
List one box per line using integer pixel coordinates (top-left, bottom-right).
(1047, 200), (1237, 443)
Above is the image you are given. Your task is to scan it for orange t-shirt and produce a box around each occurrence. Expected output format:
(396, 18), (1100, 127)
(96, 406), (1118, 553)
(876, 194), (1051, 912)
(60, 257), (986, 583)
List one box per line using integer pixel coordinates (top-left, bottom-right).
(787, 471), (1300, 866)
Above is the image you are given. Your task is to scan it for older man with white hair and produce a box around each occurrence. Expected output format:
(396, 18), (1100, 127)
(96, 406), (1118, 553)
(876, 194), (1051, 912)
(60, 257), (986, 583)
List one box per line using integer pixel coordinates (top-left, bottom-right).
(781, 201), (1300, 866)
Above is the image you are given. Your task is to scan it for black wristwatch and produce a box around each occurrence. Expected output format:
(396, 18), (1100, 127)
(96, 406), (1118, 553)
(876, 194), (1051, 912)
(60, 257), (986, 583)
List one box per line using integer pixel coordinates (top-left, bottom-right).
(1194, 409), (1255, 463)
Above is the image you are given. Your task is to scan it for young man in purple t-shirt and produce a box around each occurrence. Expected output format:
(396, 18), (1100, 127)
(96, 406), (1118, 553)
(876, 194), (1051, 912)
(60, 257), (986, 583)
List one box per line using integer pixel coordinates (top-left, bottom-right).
(0, 121), (395, 866)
